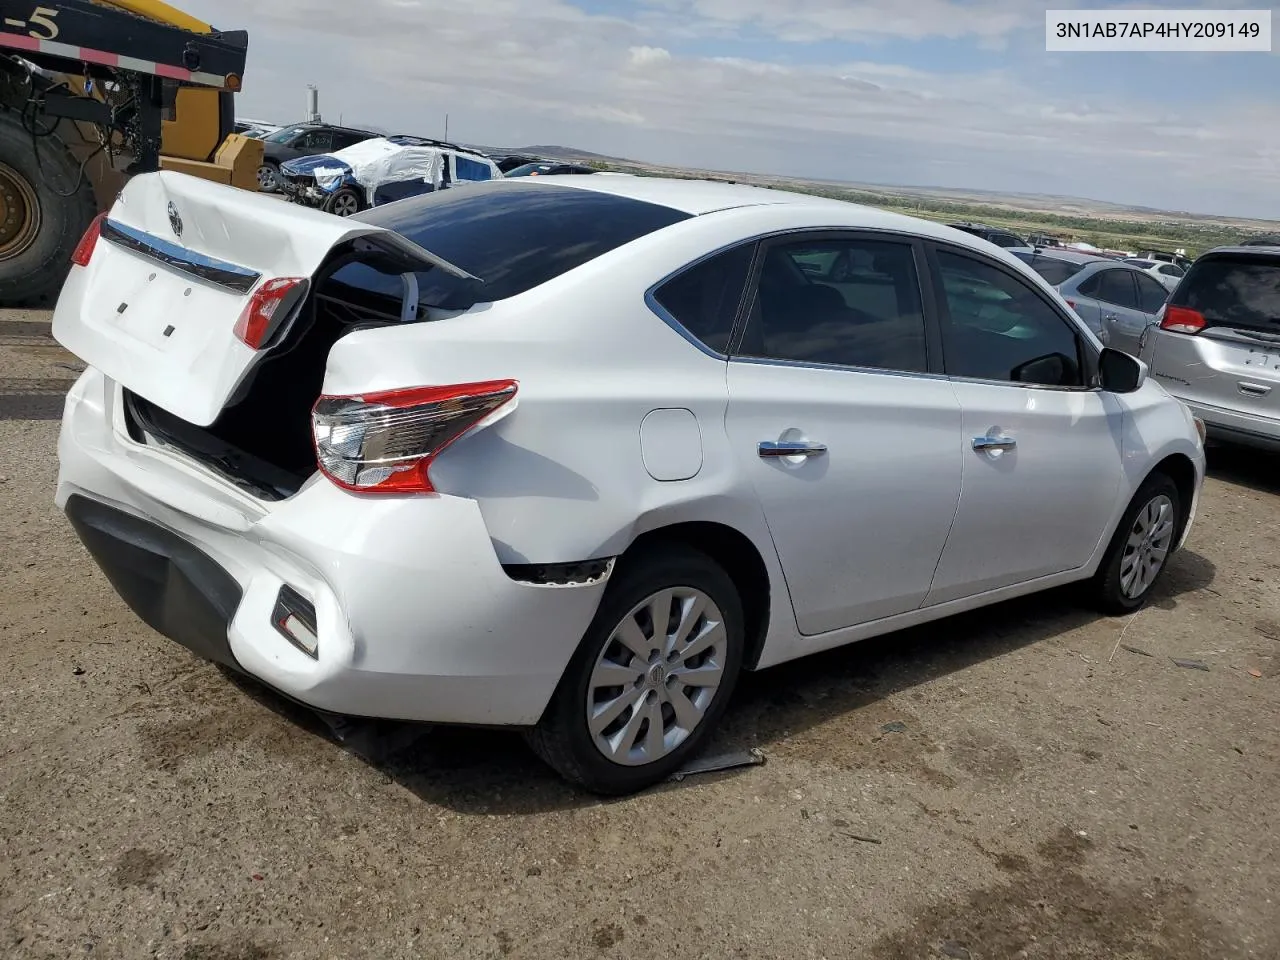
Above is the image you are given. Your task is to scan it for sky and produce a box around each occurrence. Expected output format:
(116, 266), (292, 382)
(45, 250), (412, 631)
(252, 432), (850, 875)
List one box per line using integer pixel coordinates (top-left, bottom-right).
(183, 0), (1280, 218)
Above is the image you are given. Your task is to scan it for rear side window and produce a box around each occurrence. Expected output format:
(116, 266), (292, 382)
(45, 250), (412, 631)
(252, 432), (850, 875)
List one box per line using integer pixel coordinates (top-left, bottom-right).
(652, 245), (753, 354)
(1020, 256), (1086, 286)
(454, 155), (493, 182)
(1134, 273), (1170, 313)
(356, 180), (690, 305)
(1174, 256), (1280, 332)
(1081, 268), (1137, 308)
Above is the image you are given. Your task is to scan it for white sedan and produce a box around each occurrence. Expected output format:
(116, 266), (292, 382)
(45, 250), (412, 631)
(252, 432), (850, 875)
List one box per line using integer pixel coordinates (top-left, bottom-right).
(52, 172), (1205, 794)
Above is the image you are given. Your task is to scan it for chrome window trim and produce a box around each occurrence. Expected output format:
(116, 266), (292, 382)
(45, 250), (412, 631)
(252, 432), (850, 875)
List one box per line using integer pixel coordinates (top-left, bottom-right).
(101, 219), (262, 294)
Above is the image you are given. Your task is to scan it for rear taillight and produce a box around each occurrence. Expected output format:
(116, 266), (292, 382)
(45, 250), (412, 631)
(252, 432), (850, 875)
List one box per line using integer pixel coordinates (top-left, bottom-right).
(1160, 305), (1206, 335)
(312, 379), (518, 493)
(234, 277), (307, 349)
(70, 213), (107, 267)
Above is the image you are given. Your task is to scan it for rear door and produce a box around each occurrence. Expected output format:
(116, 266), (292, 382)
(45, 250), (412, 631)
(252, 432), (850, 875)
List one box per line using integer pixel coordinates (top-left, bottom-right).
(722, 231), (963, 634)
(1149, 252), (1280, 422)
(1088, 267), (1150, 348)
(52, 171), (463, 426)
(924, 245), (1124, 603)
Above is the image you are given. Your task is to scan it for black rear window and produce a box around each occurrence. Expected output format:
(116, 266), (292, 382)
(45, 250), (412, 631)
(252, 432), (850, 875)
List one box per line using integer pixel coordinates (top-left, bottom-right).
(1016, 254), (1086, 286)
(1174, 255), (1280, 331)
(352, 180), (689, 305)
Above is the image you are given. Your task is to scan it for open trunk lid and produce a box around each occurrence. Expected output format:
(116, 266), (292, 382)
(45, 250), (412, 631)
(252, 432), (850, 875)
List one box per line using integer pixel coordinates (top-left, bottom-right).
(51, 171), (466, 427)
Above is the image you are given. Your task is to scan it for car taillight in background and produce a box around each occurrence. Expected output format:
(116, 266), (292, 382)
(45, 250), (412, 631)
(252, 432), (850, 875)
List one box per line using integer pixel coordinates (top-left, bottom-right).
(1160, 305), (1206, 335)
(234, 277), (308, 349)
(312, 379), (518, 493)
(70, 213), (108, 267)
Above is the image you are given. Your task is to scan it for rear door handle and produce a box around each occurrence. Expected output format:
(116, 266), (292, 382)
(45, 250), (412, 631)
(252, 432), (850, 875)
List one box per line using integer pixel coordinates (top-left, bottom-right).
(972, 435), (1016, 452)
(1238, 381), (1271, 397)
(759, 440), (828, 458)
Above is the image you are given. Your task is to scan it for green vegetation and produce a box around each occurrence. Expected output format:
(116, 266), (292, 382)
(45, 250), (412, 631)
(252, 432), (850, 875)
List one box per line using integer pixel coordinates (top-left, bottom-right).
(596, 161), (1268, 257)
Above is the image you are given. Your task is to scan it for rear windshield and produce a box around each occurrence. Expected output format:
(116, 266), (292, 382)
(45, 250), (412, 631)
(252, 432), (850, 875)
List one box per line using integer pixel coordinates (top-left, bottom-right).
(1015, 254), (1087, 286)
(348, 180), (688, 307)
(1174, 255), (1280, 331)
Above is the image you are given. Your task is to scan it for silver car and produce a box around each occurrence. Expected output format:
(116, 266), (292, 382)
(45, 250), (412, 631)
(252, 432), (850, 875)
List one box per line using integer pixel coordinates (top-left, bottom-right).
(1014, 251), (1170, 354)
(1139, 246), (1280, 452)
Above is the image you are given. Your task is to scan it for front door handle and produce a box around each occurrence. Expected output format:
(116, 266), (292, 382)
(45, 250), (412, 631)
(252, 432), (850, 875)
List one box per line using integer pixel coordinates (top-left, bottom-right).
(1103, 313), (1118, 322)
(759, 440), (828, 458)
(972, 435), (1016, 452)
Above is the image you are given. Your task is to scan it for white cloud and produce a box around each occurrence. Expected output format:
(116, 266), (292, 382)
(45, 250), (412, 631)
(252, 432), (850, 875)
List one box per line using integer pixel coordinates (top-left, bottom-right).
(629, 45), (672, 66)
(181, 0), (1280, 217)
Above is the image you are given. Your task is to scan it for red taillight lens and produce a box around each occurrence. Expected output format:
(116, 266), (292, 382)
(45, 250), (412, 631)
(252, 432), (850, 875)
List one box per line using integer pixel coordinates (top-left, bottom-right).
(312, 380), (518, 494)
(1160, 305), (1206, 335)
(234, 277), (307, 349)
(71, 213), (107, 267)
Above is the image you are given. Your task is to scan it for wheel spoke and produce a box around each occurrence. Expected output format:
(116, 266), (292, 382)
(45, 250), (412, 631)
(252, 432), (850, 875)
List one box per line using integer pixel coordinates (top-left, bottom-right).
(646, 589), (676, 655)
(613, 615), (652, 660)
(676, 619), (725, 664)
(673, 593), (708, 648)
(668, 687), (703, 731)
(610, 695), (649, 757)
(591, 659), (641, 689)
(590, 688), (639, 736)
(643, 699), (665, 758)
(672, 660), (723, 688)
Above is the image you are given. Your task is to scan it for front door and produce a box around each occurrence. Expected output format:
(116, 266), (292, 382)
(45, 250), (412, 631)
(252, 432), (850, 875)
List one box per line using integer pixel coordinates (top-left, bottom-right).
(923, 246), (1126, 604)
(723, 233), (962, 635)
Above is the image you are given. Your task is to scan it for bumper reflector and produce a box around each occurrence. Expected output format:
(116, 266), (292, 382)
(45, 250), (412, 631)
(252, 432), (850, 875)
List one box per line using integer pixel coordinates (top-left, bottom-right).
(272, 585), (319, 658)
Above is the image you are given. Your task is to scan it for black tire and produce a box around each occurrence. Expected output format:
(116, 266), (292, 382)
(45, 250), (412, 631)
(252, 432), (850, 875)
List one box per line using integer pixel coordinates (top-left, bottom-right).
(0, 112), (98, 306)
(527, 544), (745, 795)
(1088, 473), (1182, 615)
(322, 186), (364, 217)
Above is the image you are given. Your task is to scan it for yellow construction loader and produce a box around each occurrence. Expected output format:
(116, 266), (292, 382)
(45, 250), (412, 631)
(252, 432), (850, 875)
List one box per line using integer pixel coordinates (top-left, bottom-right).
(0, 0), (260, 304)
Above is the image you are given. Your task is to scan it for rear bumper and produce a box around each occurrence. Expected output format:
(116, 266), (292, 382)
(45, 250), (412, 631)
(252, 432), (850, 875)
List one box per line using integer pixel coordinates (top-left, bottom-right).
(1174, 397), (1280, 452)
(55, 369), (610, 725)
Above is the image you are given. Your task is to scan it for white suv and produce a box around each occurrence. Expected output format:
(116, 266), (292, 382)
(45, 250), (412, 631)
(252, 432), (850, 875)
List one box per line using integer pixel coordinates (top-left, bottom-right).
(52, 172), (1204, 793)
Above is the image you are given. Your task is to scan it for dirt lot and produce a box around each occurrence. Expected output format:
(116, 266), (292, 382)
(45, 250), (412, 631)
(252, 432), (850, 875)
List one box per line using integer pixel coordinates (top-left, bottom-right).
(1, 308), (1278, 960)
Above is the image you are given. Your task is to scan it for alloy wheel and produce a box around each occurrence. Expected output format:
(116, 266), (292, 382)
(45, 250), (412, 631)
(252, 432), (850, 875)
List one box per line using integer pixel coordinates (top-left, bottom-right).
(257, 165), (277, 191)
(586, 587), (728, 767)
(330, 192), (359, 217)
(1120, 493), (1175, 599)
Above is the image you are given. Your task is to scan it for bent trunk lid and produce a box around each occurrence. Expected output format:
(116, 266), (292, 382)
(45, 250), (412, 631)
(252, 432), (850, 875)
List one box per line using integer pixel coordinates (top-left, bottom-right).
(51, 171), (467, 426)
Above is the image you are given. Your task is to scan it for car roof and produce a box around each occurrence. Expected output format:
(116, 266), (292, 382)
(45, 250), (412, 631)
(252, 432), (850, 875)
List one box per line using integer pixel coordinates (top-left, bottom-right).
(1203, 245), (1280, 257)
(1025, 248), (1111, 266)
(501, 175), (1037, 248)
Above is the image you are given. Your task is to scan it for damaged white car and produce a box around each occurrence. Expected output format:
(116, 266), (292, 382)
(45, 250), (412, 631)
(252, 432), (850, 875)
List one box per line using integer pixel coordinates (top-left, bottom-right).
(278, 135), (501, 216)
(53, 172), (1203, 794)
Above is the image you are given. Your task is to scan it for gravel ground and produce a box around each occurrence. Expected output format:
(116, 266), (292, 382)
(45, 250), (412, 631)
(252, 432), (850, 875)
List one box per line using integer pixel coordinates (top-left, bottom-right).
(1, 308), (1278, 960)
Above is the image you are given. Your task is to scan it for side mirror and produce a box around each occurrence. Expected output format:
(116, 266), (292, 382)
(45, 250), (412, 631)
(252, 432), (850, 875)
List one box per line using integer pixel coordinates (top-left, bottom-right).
(1099, 348), (1147, 393)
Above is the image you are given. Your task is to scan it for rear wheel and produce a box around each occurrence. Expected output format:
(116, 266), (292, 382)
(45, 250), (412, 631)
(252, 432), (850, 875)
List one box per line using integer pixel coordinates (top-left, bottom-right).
(323, 186), (363, 217)
(0, 112), (97, 306)
(527, 545), (744, 794)
(1088, 473), (1181, 614)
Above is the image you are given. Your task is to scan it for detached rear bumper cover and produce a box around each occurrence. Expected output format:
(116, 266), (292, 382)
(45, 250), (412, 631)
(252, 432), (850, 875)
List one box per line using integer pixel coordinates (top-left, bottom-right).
(55, 369), (609, 726)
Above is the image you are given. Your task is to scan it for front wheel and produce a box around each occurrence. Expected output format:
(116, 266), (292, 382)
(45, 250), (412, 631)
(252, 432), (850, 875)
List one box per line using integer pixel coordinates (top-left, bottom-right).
(257, 162), (279, 192)
(527, 545), (744, 794)
(1088, 473), (1182, 614)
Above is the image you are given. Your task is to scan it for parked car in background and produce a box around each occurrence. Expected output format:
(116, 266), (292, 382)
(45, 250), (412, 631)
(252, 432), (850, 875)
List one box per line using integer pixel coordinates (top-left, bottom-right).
(1240, 235), (1280, 247)
(258, 123), (381, 192)
(1125, 257), (1186, 293)
(51, 174), (1204, 793)
(235, 118), (281, 139)
(1013, 250), (1169, 353)
(1139, 246), (1280, 452)
(505, 160), (597, 177)
(1027, 234), (1063, 248)
(947, 222), (1032, 254)
(493, 154), (542, 173)
(1136, 248), (1194, 272)
(278, 136), (501, 216)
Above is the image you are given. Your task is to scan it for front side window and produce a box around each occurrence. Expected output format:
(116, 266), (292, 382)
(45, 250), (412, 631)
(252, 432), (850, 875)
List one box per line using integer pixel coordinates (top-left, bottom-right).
(1158, 263), (1185, 278)
(652, 245), (753, 354)
(295, 130), (335, 152)
(991, 233), (1026, 249)
(736, 236), (928, 373)
(935, 249), (1084, 387)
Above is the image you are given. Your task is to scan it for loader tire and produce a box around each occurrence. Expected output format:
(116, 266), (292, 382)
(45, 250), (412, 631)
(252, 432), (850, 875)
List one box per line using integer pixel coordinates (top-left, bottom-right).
(0, 111), (99, 306)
